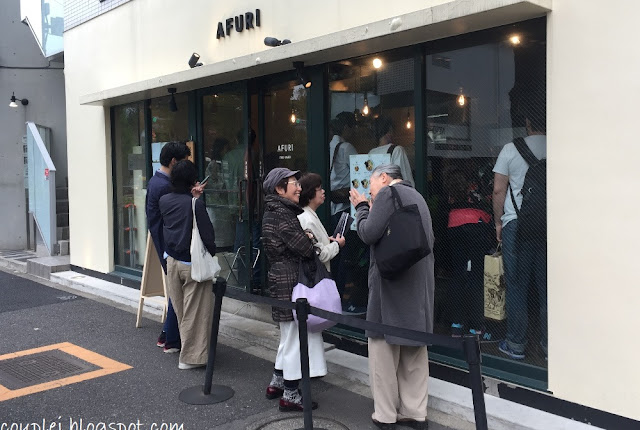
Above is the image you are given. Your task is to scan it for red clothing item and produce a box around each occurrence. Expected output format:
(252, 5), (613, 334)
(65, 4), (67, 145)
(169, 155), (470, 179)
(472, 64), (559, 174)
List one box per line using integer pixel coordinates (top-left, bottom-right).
(448, 208), (491, 228)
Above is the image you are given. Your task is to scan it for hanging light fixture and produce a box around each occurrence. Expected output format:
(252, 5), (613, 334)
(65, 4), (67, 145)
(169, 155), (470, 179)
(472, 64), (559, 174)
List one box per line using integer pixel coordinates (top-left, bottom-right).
(362, 93), (369, 116)
(457, 87), (466, 107)
(290, 109), (296, 124)
(406, 109), (412, 129)
(372, 57), (383, 69)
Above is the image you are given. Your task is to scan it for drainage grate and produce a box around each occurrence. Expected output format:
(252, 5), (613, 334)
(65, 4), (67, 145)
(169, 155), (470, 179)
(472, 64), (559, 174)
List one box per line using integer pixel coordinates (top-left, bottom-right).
(0, 350), (98, 390)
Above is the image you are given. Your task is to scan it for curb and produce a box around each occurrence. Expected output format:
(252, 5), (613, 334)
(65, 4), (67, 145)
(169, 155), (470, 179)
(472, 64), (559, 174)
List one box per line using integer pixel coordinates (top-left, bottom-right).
(42, 270), (600, 430)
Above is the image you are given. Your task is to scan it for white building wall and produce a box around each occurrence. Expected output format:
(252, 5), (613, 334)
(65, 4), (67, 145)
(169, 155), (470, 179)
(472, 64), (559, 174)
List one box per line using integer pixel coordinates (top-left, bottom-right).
(64, 0), (640, 421)
(546, 0), (640, 420)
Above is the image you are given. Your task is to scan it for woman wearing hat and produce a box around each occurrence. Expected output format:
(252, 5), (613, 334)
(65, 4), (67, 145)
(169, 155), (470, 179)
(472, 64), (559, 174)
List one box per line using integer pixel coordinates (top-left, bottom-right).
(262, 167), (326, 412)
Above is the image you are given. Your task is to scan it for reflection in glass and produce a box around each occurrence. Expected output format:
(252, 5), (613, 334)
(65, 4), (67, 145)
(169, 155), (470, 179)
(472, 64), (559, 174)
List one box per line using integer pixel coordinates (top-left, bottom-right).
(201, 92), (253, 288)
(426, 22), (547, 368)
(42, 0), (64, 57)
(113, 103), (146, 269)
(328, 55), (415, 317)
(150, 93), (190, 172)
(263, 81), (309, 174)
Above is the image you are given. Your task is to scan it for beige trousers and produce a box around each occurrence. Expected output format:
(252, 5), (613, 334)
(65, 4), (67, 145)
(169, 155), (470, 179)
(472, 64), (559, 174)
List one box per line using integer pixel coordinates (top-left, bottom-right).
(166, 257), (214, 365)
(368, 337), (429, 424)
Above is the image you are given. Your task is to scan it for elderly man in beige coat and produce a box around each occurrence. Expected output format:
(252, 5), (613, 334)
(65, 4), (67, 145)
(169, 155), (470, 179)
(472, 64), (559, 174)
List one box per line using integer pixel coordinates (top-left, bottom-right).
(350, 164), (435, 430)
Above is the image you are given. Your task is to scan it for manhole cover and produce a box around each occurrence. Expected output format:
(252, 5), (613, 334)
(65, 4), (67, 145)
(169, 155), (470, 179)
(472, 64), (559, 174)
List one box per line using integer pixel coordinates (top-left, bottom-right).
(0, 350), (98, 390)
(255, 416), (348, 430)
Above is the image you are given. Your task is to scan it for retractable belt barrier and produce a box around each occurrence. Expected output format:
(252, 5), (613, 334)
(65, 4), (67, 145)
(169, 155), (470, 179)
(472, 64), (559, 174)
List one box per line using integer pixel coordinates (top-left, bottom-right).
(181, 278), (488, 430)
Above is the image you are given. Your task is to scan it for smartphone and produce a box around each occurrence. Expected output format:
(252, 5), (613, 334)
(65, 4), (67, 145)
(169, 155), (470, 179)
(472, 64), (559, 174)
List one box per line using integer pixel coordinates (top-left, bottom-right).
(200, 174), (210, 184)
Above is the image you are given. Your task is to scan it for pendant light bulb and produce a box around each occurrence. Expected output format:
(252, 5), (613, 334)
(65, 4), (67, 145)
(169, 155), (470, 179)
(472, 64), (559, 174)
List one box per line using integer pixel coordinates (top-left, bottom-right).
(362, 95), (369, 116)
(406, 109), (412, 129)
(290, 111), (296, 123)
(457, 93), (466, 107)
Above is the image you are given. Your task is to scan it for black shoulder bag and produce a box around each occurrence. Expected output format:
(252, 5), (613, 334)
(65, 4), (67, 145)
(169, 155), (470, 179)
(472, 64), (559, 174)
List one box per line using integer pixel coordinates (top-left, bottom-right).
(374, 185), (431, 280)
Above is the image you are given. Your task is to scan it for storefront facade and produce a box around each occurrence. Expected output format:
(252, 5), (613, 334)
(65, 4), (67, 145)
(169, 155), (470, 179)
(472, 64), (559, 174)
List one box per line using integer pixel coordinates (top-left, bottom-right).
(64, 0), (640, 423)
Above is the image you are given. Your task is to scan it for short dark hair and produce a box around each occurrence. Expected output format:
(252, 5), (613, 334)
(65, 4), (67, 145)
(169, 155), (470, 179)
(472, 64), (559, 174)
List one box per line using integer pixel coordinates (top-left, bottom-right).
(374, 116), (394, 141)
(160, 142), (191, 167)
(273, 172), (300, 195)
(331, 112), (355, 136)
(298, 173), (323, 207)
(170, 160), (198, 193)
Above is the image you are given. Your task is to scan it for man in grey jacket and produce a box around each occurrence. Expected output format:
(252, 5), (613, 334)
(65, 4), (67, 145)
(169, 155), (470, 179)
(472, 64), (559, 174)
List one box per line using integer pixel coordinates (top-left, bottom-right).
(349, 164), (434, 430)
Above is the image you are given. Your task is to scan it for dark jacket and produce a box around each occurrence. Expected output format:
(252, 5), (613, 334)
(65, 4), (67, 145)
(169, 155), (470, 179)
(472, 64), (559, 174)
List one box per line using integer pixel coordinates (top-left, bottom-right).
(146, 171), (172, 272)
(355, 182), (435, 346)
(262, 194), (315, 322)
(159, 191), (216, 262)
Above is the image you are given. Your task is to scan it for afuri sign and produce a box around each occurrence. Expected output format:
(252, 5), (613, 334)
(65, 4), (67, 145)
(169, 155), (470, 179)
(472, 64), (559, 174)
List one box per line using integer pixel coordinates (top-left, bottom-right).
(216, 9), (261, 39)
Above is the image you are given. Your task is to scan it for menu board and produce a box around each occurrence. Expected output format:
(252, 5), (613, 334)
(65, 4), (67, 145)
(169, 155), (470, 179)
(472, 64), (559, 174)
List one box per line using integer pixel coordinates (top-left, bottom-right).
(348, 153), (391, 230)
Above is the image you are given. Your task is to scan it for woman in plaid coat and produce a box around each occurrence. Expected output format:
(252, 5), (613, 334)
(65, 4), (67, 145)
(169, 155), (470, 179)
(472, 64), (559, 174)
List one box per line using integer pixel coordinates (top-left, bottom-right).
(262, 167), (326, 412)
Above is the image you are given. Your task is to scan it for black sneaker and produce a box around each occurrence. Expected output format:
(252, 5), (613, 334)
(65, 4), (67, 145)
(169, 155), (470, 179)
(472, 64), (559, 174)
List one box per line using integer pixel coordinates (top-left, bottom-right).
(156, 331), (166, 348)
(342, 303), (367, 315)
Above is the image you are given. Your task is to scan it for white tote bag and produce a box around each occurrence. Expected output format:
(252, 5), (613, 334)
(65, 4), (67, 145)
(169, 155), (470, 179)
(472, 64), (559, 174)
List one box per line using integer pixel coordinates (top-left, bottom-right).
(190, 197), (221, 282)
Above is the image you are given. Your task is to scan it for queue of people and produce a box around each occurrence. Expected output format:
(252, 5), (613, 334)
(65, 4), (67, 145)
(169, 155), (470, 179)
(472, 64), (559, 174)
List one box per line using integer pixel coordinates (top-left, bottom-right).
(143, 105), (546, 428)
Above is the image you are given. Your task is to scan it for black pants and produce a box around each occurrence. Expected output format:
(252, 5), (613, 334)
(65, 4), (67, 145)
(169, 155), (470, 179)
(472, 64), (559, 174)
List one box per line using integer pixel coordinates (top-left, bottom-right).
(448, 222), (492, 330)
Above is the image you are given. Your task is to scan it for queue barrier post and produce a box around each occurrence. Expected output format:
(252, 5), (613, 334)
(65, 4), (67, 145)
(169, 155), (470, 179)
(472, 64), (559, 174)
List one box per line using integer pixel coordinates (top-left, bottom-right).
(179, 277), (235, 405)
(463, 335), (488, 430)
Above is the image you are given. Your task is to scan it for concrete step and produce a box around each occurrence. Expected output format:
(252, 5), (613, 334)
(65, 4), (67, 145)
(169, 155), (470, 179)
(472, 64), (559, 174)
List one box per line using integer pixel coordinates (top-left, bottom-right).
(58, 240), (69, 256)
(56, 212), (69, 227)
(26, 255), (70, 279)
(57, 226), (69, 240)
(56, 199), (69, 213)
(56, 187), (68, 200)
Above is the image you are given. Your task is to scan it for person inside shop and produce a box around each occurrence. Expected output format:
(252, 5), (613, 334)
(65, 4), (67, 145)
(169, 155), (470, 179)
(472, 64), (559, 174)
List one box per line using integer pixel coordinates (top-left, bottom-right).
(262, 167), (325, 412)
(298, 172), (346, 270)
(145, 142), (191, 353)
(492, 106), (547, 361)
(444, 169), (493, 339)
(228, 127), (262, 288)
(328, 112), (358, 303)
(159, 160), (216, 370)
(368, 116), (415, 187)
(349, 163), (434, 430)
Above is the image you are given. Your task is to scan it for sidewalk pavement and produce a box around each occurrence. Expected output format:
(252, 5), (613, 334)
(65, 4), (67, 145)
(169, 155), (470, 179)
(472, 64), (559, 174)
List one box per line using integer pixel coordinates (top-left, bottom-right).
(0, 257), (604, 430)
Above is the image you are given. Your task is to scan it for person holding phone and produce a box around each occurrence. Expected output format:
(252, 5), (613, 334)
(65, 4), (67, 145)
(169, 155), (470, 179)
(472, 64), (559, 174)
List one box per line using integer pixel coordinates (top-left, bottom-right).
(297, 173), (346, 271)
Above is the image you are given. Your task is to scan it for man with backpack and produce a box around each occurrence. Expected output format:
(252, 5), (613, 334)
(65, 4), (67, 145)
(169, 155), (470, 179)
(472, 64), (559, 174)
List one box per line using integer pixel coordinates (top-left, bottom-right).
(492, 111), (547, 360)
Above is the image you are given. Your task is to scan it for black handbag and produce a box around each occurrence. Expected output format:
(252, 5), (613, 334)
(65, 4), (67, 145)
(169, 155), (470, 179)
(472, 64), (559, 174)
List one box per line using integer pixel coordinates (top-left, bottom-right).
(374, 185), (431, 280)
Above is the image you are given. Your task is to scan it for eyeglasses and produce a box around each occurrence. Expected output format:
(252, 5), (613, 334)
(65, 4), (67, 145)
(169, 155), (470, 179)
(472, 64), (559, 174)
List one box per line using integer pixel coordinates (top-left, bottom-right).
(286, 180), (301, 188)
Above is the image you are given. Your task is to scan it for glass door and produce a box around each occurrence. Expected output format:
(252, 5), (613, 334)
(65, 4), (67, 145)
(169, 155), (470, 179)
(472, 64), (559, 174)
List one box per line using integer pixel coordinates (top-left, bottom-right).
(249, 77), (310, 293)
(199, 87), (252, 289)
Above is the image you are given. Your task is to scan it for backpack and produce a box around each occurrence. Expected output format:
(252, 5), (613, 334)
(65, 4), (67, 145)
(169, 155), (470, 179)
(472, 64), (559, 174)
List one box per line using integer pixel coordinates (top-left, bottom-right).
(509, 137), (546, 242)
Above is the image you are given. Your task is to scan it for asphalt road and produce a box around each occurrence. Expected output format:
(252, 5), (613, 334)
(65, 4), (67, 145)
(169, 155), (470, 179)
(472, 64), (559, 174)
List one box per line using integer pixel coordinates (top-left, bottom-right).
(0, 269), (455, 430)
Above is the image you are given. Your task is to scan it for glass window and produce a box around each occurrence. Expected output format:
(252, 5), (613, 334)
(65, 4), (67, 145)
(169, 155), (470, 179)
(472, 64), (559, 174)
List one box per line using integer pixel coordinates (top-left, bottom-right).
(328, 54), (416, 315)
(425, 22), (547, 368)
(150, 93), (190, 172)
(201, 91), (252, 288)
(113, 103), (146, 269)
(263, 80), (309, 174)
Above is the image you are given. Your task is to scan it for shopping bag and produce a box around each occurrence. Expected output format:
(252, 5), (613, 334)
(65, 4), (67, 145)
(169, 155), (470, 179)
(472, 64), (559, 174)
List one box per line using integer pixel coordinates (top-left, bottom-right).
(484, 245), (506, 320)
(292, 257), (341, 332)
(190, 198), (221, 282)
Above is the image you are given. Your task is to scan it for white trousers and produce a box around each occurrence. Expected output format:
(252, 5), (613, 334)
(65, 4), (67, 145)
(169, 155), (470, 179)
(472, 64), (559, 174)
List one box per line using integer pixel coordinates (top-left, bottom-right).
(275, 321), (327, 381)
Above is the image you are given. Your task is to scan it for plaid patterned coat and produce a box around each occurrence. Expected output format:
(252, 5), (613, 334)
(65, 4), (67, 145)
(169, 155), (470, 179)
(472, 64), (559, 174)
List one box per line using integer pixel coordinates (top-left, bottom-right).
(262, 194), (315, 322)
